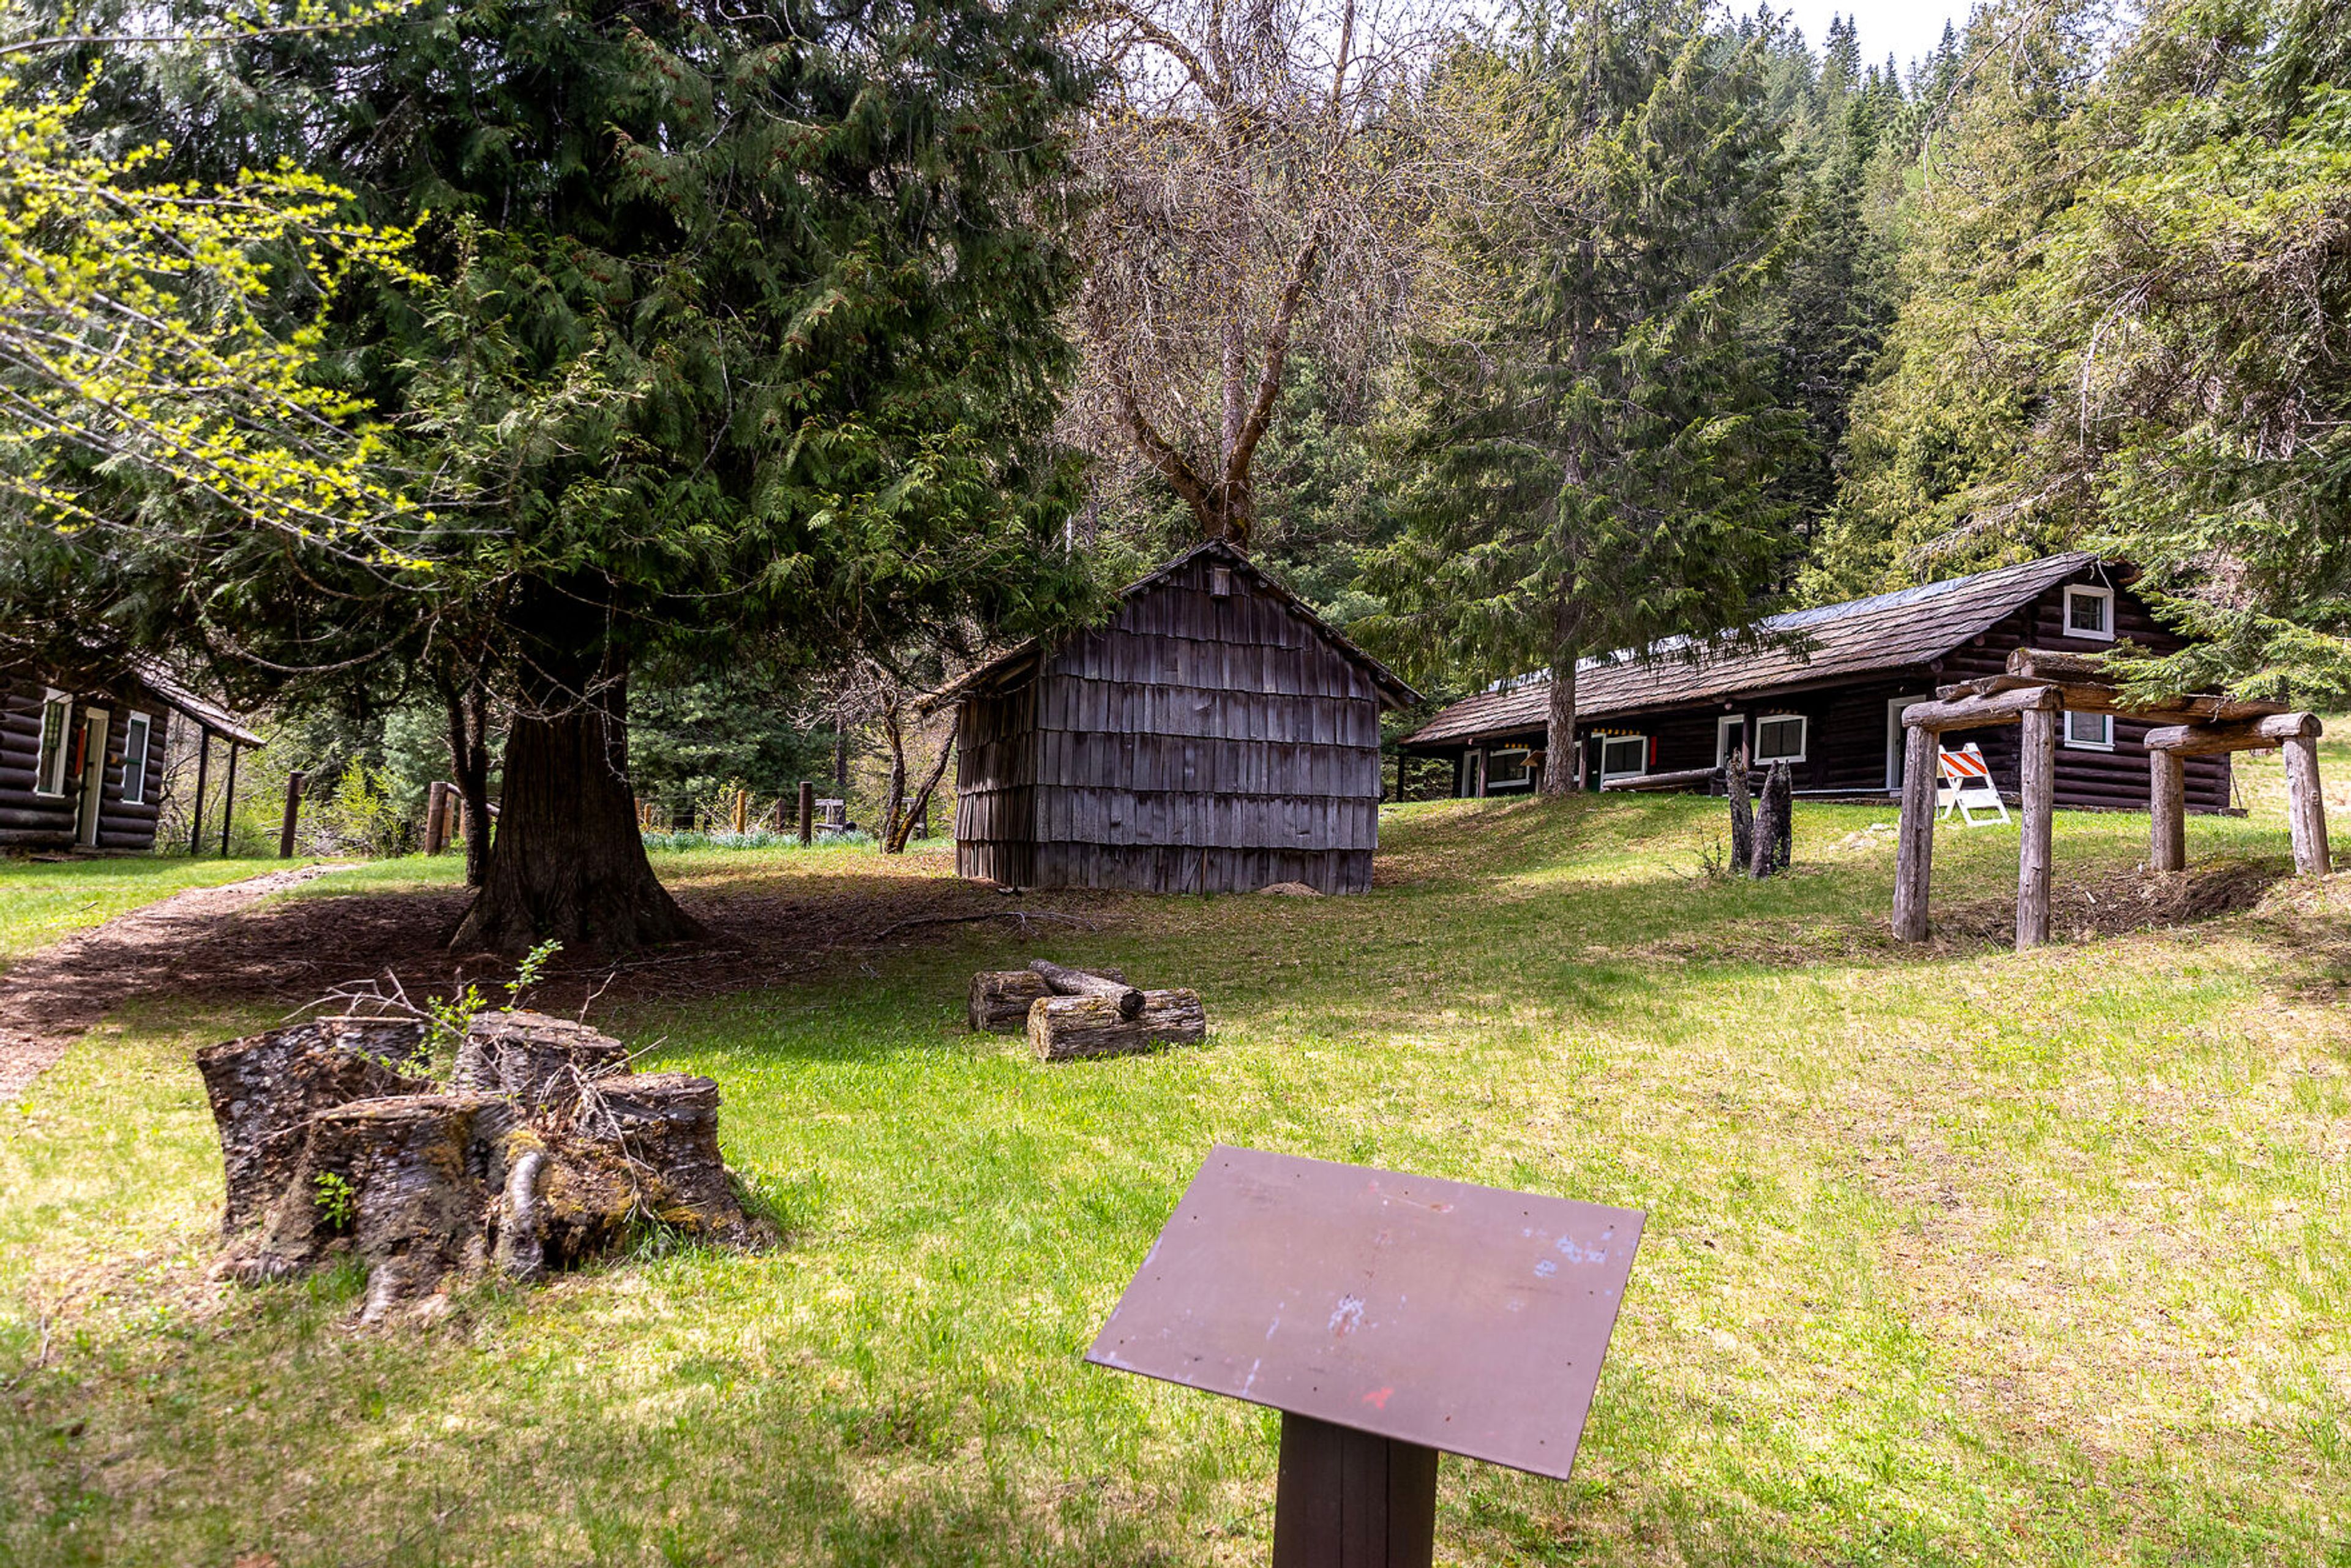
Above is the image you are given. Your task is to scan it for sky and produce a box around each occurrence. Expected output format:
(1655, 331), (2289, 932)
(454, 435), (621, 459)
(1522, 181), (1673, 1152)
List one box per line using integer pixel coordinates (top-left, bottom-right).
(1774, 2), (1967, 75)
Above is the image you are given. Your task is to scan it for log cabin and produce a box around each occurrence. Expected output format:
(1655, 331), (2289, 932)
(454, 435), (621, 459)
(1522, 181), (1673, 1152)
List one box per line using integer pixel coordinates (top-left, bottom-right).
(1, 659), (263, 853)
(1398, 553), (2235, 812)
(928, 539), (1421, 894)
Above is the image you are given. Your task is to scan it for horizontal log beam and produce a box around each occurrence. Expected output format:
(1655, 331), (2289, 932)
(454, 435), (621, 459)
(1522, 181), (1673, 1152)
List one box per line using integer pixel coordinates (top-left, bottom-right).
(1935, 672), (2272, 725)
(1998, 649), (2287, 721)
(1901, 685), (2061, 733)
(2142, 712), (2322, 756)
(1597, 766), (1722, 793)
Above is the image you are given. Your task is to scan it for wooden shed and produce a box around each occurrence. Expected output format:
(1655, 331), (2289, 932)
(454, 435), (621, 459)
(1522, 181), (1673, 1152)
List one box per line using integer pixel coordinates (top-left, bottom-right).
(2, 659), (262, 853)
(930, 541), (1420, 894)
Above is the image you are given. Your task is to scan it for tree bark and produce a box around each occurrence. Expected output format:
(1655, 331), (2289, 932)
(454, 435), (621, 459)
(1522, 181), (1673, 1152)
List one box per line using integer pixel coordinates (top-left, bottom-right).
(1750, 761), (1791, 878)
(1029, 989), (1208, 1060)
(1030, 958), (1145, 1018)
(443, 675), (495, 888)
(880, 700), (910, 850)
(451, 637), (700, 956)
(1541, 643), (1580, 795)
(1725, 747), (1753, 872)
(884, 733), (954, 854)
(969, 966), (1127, 1033)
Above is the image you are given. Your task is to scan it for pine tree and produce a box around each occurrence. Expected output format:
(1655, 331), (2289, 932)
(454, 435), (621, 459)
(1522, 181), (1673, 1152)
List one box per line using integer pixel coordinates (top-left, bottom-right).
(1363, 0), (1804, 792)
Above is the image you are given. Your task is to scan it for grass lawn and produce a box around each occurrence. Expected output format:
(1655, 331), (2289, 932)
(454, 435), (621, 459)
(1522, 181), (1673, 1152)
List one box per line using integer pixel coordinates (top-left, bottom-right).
(0, 856), (325, 974)
(2, 754), (2348, 1566)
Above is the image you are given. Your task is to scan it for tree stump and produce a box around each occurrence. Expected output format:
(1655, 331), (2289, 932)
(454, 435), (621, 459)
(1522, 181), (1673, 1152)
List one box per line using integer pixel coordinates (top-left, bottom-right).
(969, 966), (1127, 1033)
(1750, 762), (1792, 879)
(453, 1010), (632, 1112)
(1029, 989), (1207, 1061)
(1725, 749), (1753, 872)
(574, 1072), (757, 1244)
(231, 1093), (514, 1322)
(197, 1018), (432, 1233)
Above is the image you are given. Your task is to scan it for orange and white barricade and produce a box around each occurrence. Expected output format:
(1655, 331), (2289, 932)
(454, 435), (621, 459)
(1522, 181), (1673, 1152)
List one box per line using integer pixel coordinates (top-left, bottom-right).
(1937, 742), (2010, 827)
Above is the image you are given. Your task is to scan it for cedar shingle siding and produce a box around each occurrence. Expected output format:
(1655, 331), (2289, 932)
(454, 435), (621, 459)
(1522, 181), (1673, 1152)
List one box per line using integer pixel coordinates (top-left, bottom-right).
(945, 542), (1418, 894)
(1403, 556), (2235, 813)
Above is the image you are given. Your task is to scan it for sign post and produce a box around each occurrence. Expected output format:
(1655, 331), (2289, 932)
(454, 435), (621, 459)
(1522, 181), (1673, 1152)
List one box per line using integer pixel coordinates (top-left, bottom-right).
(1087, 1146), (1643, 1567)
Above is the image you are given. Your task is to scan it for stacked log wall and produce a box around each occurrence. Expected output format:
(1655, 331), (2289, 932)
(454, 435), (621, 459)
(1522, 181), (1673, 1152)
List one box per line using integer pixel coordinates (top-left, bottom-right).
(0, 672), (173, 852)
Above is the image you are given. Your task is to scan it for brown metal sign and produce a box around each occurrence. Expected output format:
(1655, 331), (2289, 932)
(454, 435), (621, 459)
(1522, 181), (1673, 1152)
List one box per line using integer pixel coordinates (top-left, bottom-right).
(1086, 1145), (1643, 1482)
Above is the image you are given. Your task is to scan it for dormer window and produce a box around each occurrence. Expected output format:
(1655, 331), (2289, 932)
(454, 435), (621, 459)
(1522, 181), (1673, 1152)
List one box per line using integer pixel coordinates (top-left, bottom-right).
(2063, 584), (2115, 642)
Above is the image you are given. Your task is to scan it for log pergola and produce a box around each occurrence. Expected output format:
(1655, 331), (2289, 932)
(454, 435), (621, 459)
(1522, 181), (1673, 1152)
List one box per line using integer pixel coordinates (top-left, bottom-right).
(1894, 649), (2331, 950)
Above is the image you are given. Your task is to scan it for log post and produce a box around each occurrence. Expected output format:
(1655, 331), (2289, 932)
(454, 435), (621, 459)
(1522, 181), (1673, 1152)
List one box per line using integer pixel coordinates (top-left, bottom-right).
(732, 789), (749, 835)
(1270, 1411), (1438, 1568)
(2017, 705), (2055, 950)
(1725, 748), (1752, 872)
(2285, 733), (2331, 877)
(218, 740), (239, 857)
(1892, 722), (1939, 942)
(798, 779), (815, 847)
(1030, 958), (1145, 1018)
(189, 727), (211, 856)
(2148, 751), (2186, 873)
(278, 771), (304, 858)
(1750, 761), (1791, 878)
(425, 781), (450, 856)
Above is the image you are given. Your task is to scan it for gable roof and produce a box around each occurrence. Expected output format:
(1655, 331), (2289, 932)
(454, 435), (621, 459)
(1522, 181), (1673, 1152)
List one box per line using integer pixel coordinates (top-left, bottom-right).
(1402, 552), (2106, 748)
(924, 539), (1422, 713)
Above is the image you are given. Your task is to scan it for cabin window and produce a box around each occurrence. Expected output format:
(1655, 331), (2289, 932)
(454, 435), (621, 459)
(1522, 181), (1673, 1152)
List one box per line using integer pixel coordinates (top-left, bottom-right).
(1483, 748), (1532, 790)
(1597, 733), (1648, 782)
(2064, 710), (2115, 751)
(1209, 566), (1233, 598)
(2063, 584), (2115, 641)
(1716, 715), (1746, 766)
(120, 713), (152, 805)
(34, 690), (72, 796)
(1753, 713), (1808, 765)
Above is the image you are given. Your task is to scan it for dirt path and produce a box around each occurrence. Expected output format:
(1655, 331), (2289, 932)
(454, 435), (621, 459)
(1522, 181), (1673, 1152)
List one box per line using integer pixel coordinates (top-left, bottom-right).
(0, 866), (340, 1097)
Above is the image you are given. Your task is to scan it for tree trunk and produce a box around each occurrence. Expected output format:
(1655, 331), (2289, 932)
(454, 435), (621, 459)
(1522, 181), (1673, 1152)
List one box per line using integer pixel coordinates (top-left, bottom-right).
(1750, 761), (1792, 878)
(880, 701), (910, 850)
(451, 643), (700, 956)
(1541, 646), (1580, 796)
(444, 676), (495, 889)
(1726, 747), (1753, 872)
(885, 735), (954, 855)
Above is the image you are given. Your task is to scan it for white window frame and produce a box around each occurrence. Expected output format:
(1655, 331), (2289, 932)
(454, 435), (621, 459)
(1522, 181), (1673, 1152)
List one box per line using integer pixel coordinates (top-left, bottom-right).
(1715, 714), (1747, 767)
(1483, 746), (1532, 791)
(33, 689), (72, 797)
(2063, 584), (2116, 642)
(119, 712), (152, 805)
(1752, 713), (1809, 765)
(2063, 710), (2115, 751)
(1597, 733), (1649, 784)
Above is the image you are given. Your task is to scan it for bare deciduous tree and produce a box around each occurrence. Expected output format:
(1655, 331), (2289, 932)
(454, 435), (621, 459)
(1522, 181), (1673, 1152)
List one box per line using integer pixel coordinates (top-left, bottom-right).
(1067, 0), (1438, 548)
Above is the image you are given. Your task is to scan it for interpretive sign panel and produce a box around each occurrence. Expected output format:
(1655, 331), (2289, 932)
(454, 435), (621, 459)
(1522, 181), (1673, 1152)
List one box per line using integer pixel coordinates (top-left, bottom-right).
(1085, 1144), (1643, 1482)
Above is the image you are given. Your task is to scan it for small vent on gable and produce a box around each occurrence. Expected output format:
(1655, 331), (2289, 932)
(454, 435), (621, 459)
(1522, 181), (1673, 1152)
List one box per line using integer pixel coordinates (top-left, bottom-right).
(1210, 566), (1233, 598)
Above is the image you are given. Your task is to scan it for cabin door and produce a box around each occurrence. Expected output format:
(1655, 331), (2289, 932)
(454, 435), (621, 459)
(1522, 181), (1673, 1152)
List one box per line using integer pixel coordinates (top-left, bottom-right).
(1885, 697), (1929, 792)
(75, 707), (110, 846)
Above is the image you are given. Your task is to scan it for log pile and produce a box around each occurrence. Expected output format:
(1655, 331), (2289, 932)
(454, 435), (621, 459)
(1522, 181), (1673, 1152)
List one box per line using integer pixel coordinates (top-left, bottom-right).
(200, 1010), (765, 1323)
(968, 959), (1207, 1061)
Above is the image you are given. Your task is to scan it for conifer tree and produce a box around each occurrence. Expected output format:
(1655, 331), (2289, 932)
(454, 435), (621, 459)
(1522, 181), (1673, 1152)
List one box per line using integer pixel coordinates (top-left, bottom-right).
(1364, 0), (1803, 792)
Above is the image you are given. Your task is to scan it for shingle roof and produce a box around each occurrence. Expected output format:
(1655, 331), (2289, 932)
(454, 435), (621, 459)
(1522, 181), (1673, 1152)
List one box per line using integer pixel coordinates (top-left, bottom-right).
(1400, 553), (2103, 748)
(923, 539), (1422, 713)
(127, 656), (266, 748)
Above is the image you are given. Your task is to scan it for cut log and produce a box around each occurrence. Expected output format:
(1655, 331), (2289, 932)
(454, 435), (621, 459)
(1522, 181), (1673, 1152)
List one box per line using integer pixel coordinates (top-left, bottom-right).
(969, 965), (1127, 1033)
(1030, 958), (1145, 1018)
(452, 1010), (631, 1113)
(2142, 711), (2321, 756)
(2017, 705), (2055, 949)
(1029, 989), (1207, 1062)
(2149, 751), (2187, 873)
(197, 1018), (433, 1234)
(231, 1092), (514, 1322)
(1597, 765), (1722, 793)
(1900, 685), (2061, 735)
(2285, 733), (2332, 877)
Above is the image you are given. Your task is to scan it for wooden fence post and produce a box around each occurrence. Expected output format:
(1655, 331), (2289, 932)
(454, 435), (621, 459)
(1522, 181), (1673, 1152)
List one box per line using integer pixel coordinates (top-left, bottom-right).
(798, 780), (815, 847)
(425, 781), (449, 856)
(189, 729), (211, 857)
(1892, 723), (1938, 942)
(2148, 751), (2186, 872)
(2017, 706), (2055, 949)
(2285, 733), (2331, 876)
(218, 741), (239, 857)
(279, 771), (304, 859)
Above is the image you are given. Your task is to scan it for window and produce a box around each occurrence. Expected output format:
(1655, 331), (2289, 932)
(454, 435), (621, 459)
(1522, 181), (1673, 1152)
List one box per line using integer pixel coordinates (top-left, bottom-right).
(1716, 715), (1747, 766)
(119, 713), (151, 805)
(2063, 584), (2115, 641)
(1753, 713), (1808, 765)
(33, 690), (70, 796)
(2064, 710), (2115, 751)
(1597, 733), (1648, 782)
(1484, 748), (1531, 790)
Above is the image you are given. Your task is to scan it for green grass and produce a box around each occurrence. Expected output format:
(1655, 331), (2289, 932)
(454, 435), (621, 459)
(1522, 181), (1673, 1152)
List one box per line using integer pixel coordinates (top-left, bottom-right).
(0, 855), (326, 973)
(3, 761), (2349, 1566)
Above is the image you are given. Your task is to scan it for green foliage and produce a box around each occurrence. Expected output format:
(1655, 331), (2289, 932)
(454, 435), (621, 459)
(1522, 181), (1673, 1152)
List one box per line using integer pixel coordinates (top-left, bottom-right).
(310, 1171), (356, 1231)
(1363, 1), (1806, 695)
